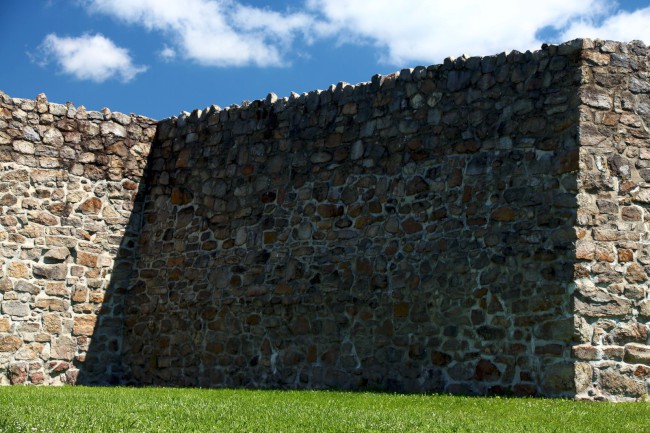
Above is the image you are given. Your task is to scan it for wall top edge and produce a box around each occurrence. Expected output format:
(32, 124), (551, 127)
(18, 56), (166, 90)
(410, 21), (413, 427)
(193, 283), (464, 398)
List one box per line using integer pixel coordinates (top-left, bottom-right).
(0, 90), (157, 125)
(158, 38), (647, 127)
(4, 38), (647, 128)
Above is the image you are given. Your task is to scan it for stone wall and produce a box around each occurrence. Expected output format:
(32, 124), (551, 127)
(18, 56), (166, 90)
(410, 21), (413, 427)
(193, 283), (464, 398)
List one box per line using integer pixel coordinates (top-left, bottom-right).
(0, 92), (156, 385)
(573, 40), (650, 401)
(1, 39), (649, 401)
(124, 41), (582, 395)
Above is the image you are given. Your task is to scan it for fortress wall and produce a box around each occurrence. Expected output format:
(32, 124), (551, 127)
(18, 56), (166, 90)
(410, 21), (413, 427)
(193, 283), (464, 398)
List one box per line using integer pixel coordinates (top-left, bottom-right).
(0, 92), (156, 385)
(573, 40), (650, 400)
(124, 41), (583, 395)
(2, 39), (649, 400)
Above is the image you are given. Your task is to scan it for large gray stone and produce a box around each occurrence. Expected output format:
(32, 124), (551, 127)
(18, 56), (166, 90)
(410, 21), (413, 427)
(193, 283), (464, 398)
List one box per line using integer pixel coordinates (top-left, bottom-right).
(2, 301), (30, 317)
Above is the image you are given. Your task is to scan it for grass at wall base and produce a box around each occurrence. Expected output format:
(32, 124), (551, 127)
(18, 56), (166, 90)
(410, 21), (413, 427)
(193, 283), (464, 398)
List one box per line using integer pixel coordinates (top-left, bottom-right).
(0, 387), (649, 433)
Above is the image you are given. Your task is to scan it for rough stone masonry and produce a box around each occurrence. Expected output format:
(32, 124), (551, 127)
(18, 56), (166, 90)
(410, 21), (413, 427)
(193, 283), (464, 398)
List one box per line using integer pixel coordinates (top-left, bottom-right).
(0, 38), (648, 401)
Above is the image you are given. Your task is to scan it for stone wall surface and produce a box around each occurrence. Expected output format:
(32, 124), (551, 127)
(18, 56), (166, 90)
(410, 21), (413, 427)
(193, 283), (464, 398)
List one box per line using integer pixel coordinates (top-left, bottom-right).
(0, 39), (649, 401)
(0, 92), (156, 385)
(573, 40), (650, 401)
(124, 40), (583, 396)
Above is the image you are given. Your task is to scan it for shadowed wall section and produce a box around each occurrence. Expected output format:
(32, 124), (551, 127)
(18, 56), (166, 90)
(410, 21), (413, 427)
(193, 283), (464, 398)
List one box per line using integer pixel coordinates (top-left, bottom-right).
(123, 41), (583, 396)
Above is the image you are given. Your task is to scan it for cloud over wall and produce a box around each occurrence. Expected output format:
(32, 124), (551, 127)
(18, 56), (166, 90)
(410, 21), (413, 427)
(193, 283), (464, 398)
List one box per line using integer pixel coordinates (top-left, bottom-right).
(36, 33), (147, 82)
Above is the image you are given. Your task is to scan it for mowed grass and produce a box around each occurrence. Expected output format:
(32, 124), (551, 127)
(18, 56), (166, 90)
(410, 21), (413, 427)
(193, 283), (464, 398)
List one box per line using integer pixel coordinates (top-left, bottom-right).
(0, 387), (649, 433)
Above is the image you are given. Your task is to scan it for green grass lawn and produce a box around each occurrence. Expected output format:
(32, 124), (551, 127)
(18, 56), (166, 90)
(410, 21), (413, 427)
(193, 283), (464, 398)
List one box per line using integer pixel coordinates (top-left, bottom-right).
(0, 387), (648, 433)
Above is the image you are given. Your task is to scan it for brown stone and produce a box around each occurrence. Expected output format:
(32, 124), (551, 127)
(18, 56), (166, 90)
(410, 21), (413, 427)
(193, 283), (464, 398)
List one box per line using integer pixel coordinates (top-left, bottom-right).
(9, 363), (28, 385)
(0, 277), (13, 292)
(474, 359), (500, 381)
(45, 282), (69, 296)
(575, 241), (595, 260)
(600, 368), (647, 398)
(618, 249), (633, 262)
(491, 207), (516, 222)
(624, 344), (650, 365)
(122, 179), (138, 190)
(73, 315), (97, 336)
(49, 361), (70, 373)
(263, 231), (277, 244)
(406, 177), (429, 195)
(43, 314), (62, 334)
(14, 280), (39, 295)
(626, 263), (647, 283)
(394, 302), (409, 318)
(0, 318), (10, 332)
(171, 188), (193, 205)
(572, 344), (599, 360)
(317, 204), (343, 218)
(596, 246), (615, 263)
(606, 323), (648, 345)
(28, 210), (59, 226)
(78, 197), (103, 214)
(30, 371), (45, 384)
(33, 264), (68, 280)
(44, 247), (70, 261)
(634, 365), (650, 379)
(51, 336), (75, 361)
(431, 351), (451, 366)
(274, 282), (293, 295)
(573, 280), (632, 317)
(575, 362), (593, 393)
(621, 206), (642, 221)
(603, 346), (625, 360)
(35, 298), (69, 312)
(7, 262), (29, 279)
(0, 335), (22, 352)
(76, 251), (98, 268)
(401, 218), (422, 234)
(15, 343), (44, 360)
(89, 290), (104, 304)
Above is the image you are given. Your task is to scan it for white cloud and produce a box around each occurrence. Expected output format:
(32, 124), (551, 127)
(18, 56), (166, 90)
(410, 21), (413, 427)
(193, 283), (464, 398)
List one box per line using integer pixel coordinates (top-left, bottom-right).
(37, 33), (147, 82)
(560, 6), (650, 43)
(159, 45), (176, 62)
(306, 0), (618, 64)
(75, 0), (650, 70)
(81, 0), (313, 67)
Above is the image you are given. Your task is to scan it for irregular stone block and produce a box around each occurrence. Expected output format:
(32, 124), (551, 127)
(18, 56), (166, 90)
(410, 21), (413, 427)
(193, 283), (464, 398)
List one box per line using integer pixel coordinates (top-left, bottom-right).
(600, 368), (647, 398)
(32, 264), (68, 281)
(541, 363), (575, 395)
(605, 322), (648, 345)
(8, 363), (28, 385)
(0, 318), (10, 332)
(0, 335), (22, 352)
(624, 344), (650, 365)
(7, 262), (29, 279)
(573, 279), (632, 317)
(2, 301), (30, 317)
(574, 362), (593, 393)
(51, 336), (75, 361)
(78, 197), (103, 214)
(73, 315), (97, 336)
(100, 122), (127, 138)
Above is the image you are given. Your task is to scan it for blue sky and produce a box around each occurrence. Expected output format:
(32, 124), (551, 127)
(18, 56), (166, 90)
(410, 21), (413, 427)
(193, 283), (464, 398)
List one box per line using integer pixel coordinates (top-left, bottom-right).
(2, 0), (650, 119)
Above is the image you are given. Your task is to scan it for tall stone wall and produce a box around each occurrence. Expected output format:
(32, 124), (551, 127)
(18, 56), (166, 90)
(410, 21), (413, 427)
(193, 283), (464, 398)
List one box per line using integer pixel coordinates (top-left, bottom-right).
(573, 40), (650, 401)
(1, 39), (649, 401)
(124, 41), (582, 395)
(0, 91), (156, 385)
